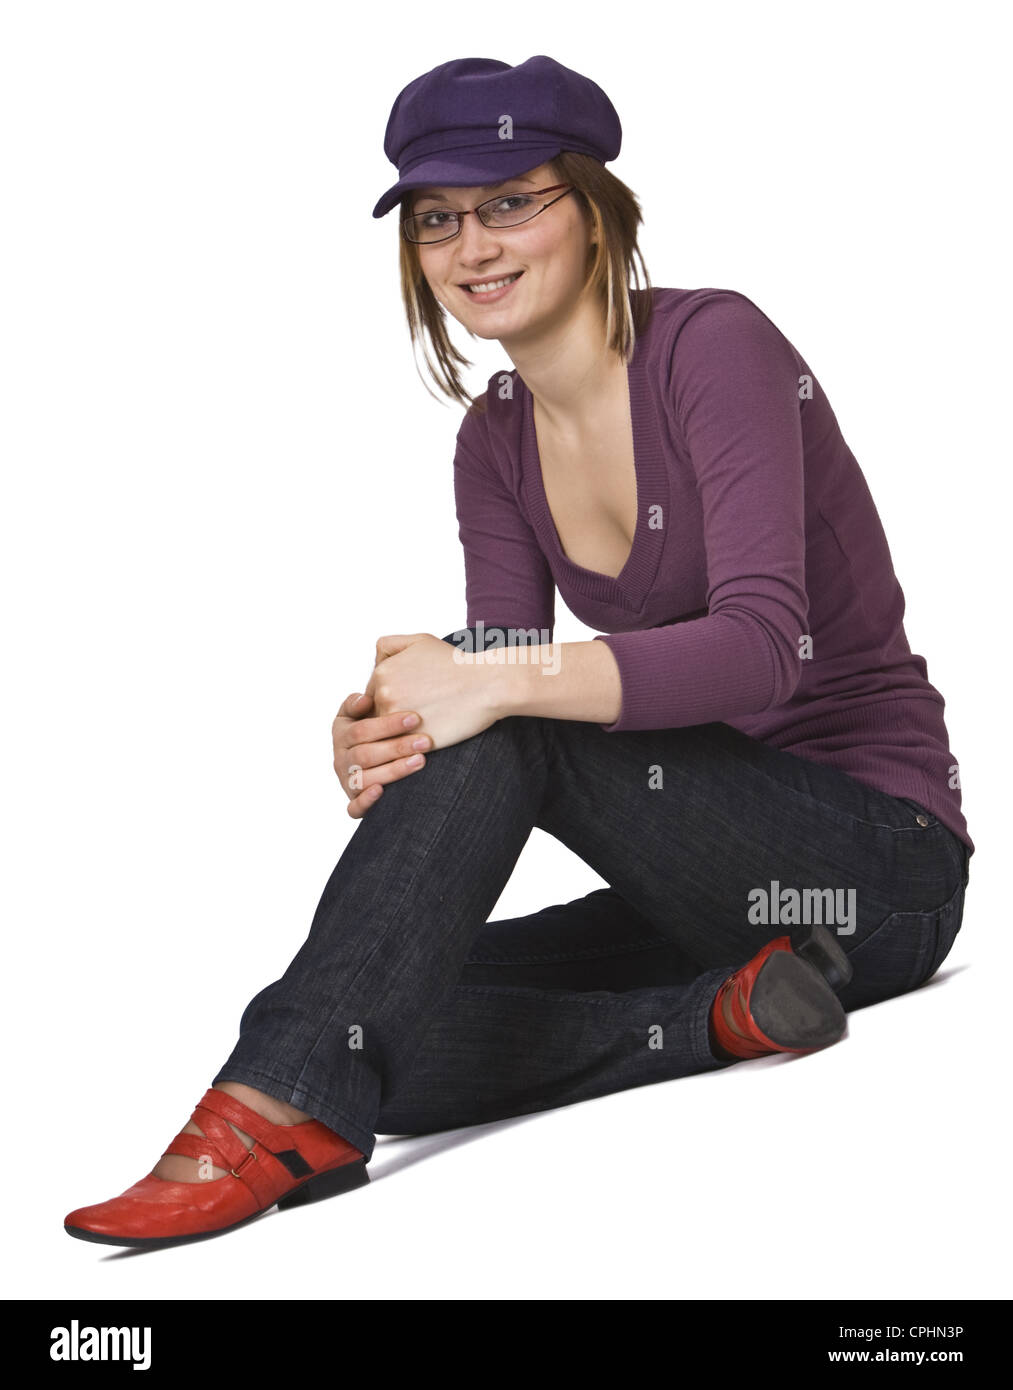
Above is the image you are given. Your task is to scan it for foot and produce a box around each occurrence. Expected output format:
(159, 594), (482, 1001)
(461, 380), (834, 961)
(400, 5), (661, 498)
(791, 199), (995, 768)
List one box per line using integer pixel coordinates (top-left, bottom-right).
(152, 1082), (313, 1182)
(65, 1086), (367, 1248)
(709, 927), (852, 1062)
(720, 988), (749, 1042)
(710, 985), (752, 1060)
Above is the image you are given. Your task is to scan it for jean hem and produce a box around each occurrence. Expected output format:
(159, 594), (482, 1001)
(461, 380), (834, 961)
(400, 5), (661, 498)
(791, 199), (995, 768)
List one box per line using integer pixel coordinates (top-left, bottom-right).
(209, 1063), (377, 1162)
(689, 966), (737, 1071)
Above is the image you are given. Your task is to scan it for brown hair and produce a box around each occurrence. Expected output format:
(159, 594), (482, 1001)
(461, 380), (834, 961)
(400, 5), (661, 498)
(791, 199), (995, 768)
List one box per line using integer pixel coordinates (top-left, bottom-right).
(396, 151), (654, 414)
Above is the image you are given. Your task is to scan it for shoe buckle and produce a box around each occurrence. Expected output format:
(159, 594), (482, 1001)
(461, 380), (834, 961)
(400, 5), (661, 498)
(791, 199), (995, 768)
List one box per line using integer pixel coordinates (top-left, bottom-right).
(231, 1150), (258, 1179)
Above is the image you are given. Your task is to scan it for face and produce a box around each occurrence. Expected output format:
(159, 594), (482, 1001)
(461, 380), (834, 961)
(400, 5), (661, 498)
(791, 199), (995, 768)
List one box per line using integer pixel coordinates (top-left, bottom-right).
(409, 162), (595, 347)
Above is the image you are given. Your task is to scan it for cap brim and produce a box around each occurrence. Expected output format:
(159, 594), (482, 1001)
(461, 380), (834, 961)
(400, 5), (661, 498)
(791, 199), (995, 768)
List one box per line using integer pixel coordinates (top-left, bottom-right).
(372, 145), (563, 219)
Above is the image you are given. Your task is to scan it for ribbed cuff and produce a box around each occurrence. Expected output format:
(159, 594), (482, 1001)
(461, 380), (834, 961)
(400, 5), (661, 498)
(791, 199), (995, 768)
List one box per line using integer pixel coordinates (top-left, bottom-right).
(593, 618), (775, 732)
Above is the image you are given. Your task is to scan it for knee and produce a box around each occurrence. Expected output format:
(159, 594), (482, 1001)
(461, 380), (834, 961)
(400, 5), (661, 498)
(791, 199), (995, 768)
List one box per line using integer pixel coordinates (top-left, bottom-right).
(440, 623), (551, 656)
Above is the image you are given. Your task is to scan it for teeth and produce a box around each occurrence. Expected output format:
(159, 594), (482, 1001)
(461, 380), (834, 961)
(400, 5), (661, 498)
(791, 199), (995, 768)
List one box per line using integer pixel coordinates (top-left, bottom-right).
(466, 273), (521, 293)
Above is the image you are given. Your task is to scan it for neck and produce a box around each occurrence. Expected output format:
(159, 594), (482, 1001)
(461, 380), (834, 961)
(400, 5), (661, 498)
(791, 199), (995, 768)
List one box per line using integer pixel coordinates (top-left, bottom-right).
(500, 294), (629, 437)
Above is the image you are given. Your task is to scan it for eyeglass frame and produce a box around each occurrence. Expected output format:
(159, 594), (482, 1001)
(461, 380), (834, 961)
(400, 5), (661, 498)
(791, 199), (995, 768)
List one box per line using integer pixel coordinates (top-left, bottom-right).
(400, 183), (574, 244)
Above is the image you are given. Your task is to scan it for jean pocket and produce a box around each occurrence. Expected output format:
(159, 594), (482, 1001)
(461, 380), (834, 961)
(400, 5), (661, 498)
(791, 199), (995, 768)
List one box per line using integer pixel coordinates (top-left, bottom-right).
(921, 879), (966, 984)
(842, 880), (966, 1005)
(898, 798), (969, 887)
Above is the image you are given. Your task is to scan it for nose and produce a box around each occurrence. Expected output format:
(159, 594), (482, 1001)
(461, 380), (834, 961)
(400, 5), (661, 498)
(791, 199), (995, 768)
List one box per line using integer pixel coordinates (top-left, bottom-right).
(453, 212), (507, 268)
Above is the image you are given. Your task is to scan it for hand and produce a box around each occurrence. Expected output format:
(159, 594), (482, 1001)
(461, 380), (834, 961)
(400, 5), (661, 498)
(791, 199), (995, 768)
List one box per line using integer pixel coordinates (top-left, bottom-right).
(331, 690), (433, 819)
(366, 632), (504, 752)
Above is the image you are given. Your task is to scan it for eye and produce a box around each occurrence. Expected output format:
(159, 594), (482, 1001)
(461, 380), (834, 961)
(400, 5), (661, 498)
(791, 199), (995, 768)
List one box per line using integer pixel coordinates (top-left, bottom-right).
(419, 210), (456, 228)
(489, 194), (533, 215)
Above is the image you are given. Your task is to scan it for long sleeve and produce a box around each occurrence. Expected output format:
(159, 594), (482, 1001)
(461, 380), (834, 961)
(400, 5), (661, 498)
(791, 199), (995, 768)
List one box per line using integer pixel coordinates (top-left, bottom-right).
(594, 295), (810, 732)
(452, 418), (556, 636)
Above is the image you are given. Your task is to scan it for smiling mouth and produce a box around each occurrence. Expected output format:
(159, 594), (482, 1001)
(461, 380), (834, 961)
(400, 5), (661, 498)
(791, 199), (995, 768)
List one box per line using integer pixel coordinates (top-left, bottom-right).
(461, 272), (524, 293)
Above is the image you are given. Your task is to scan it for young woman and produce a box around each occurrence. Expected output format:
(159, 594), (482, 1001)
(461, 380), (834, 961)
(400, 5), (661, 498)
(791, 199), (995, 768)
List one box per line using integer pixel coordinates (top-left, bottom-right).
(65, 55), (972, 1250)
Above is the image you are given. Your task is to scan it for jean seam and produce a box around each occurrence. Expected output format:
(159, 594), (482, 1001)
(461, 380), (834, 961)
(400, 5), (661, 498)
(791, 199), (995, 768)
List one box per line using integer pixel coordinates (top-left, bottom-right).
(924, 882), (965, 983)
(689, 967), (733, 1069)
(893, 876), (965, 918)
(291, 730), (493, 1093)
(938, 823), (967, 890)
(451, 984), (642, 1007)
(466, 936), (679, 966)
(848, 880), (965, 993)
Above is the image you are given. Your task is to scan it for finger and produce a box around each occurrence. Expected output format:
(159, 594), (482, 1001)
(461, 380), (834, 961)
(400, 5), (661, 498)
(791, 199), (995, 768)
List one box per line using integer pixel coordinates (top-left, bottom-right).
(347, 783), (383, 819)
(336, 691), (373, 720)
(343, 750), (427, 797)
(335, 733), (430, 786)
(338, 708), (425, 748)
(345, 748), (429, 817)
(342, 730), (432, 772)
(331, 694), (383, 748)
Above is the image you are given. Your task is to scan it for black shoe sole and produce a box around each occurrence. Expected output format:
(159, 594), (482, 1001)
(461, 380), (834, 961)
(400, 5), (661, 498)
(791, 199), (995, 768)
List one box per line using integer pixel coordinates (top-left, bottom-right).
(64, 1158), (370, 1250)
(788, 919), (854, 992)
(749, 950), (848, 1052)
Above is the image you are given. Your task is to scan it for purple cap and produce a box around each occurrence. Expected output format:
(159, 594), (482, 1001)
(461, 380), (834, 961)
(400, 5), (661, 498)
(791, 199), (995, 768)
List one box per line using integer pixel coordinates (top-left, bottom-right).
(372, 55), (622, 219)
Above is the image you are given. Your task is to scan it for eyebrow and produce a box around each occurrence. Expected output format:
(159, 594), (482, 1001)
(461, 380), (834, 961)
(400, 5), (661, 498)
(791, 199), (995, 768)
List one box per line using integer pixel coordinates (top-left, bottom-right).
(412, 175), (537, 205)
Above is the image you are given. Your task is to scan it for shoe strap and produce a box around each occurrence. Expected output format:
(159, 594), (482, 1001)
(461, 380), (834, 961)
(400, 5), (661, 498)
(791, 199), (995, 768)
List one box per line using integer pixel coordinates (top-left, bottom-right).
(163, 1131), (235, 1171)
(715, 972), (776, 1061)
(724, 974), (755, 1039)
(193, 1087), (310, 1154)
(159, 1087), (316, 1206)
(161, 1127), (290, 1207)
(729, 979), (774, 1059)
(193, 1090), (320, 1205)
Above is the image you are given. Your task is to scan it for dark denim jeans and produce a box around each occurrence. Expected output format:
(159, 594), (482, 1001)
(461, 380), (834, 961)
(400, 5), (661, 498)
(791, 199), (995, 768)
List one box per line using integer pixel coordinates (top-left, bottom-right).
(212, 628), (970, 1161)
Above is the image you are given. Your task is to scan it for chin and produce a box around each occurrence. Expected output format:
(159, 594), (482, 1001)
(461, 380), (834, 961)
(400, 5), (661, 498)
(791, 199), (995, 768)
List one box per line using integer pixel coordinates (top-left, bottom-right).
(468, 321), (516, 342)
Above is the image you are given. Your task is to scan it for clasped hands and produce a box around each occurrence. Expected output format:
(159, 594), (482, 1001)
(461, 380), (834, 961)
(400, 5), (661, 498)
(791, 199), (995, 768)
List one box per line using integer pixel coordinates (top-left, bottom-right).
(331, 632), (506, 818)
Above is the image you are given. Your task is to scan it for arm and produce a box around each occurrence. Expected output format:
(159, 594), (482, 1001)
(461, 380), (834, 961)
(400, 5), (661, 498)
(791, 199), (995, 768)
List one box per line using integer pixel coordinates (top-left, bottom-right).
(333, 399), (562, 805)
(451, 413), (623, 723)
(488, 637), (623, 724)
(452, 421), (556, 636)
(494, 296), (810, 730)
(360, 406), (582, 747)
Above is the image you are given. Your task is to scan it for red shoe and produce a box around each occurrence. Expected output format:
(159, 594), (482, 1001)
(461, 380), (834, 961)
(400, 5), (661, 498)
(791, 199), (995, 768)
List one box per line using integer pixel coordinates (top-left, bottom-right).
(711, 922), (854, 1060)
(64, 1087), (368, 1249)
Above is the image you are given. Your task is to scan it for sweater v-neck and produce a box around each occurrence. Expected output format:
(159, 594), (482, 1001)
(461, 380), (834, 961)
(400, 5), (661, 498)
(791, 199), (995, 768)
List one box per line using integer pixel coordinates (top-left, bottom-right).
(519, 321), (670, 613)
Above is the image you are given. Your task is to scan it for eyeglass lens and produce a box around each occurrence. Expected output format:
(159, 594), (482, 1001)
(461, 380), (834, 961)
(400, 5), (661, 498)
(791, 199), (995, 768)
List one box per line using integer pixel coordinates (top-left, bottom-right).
(405, 191), (558, 243)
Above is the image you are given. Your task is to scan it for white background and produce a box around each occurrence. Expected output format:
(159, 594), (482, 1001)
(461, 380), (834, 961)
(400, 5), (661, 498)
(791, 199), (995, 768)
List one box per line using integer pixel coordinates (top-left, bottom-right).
(2, 0), (1008, 1302)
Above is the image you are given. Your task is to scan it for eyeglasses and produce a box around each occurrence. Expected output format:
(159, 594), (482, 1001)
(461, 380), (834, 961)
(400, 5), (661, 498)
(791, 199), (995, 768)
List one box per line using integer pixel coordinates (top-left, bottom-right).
(401, 184), (574, 244)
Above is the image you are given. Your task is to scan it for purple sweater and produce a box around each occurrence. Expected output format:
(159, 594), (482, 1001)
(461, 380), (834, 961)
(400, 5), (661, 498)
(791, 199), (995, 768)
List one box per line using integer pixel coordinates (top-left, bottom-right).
(452, 286), (972, 855)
